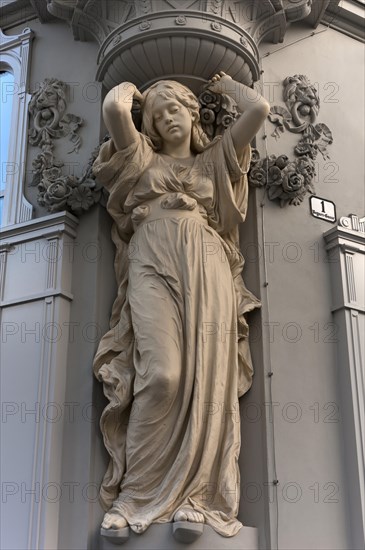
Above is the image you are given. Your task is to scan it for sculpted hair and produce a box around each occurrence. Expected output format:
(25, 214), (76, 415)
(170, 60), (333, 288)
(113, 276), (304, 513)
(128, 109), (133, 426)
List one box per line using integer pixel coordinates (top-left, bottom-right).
(141, 80), (211, 153)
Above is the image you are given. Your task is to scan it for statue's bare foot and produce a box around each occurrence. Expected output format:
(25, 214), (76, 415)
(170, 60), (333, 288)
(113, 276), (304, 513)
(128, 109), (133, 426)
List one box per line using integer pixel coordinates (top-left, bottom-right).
(101, 511), (128, 530)
(174, 508), (205, 523)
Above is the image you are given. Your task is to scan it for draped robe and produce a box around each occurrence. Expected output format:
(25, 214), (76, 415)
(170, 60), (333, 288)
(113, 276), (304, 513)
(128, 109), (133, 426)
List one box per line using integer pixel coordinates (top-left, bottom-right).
(92, 127), (260, 536)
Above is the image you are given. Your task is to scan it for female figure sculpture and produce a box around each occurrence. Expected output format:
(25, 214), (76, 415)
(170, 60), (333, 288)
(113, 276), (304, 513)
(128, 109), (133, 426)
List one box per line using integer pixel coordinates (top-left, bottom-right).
(92, 72), (269, 538)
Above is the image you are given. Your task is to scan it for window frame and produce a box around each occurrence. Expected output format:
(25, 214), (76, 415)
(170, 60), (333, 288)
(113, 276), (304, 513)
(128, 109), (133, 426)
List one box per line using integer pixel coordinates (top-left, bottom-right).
(0, 27), (34, 227)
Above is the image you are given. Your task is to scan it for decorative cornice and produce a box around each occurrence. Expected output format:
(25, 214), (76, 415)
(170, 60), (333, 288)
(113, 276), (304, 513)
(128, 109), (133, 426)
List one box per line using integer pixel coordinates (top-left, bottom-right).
(45, 0), (329, 91)
(323, 214), (365, 315)
(324, 215), (365, 252)
(322, 0), (365, 42)
(0, 26), (34, 53)
(339, 214), (365, 233)
(0, 0), (55, 29)
(29, 0), (56, 22)
(0, 211), (79, 242)
(95, 10), (260, 91)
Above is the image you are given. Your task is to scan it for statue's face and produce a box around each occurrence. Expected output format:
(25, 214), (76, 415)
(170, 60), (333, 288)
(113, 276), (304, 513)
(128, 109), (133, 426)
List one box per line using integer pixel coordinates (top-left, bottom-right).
(152, 96), (192, 147)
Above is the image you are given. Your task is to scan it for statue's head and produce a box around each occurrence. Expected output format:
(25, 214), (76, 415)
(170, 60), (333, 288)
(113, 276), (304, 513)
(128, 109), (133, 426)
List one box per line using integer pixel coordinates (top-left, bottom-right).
(141, 80), (210, 153)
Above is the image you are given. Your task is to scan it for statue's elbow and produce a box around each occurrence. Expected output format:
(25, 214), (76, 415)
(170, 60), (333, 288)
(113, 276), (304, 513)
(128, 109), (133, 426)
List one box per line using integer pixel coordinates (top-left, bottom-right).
(259, 99), (271, 118)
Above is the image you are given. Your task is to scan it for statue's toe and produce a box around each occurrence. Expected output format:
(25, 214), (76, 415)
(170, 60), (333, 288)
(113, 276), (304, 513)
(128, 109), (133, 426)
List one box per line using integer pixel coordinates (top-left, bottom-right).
(102, 512), (128, 530)
(174, 508), (204, 523)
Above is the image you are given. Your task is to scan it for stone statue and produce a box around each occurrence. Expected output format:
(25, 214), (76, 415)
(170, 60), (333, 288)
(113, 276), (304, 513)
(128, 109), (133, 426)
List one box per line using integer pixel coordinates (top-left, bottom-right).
(92, 72), (269, 541)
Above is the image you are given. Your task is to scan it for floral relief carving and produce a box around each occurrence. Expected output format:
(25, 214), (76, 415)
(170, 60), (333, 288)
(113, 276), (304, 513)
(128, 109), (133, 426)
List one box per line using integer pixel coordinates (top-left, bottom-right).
(139, 20), (151, 30)
(248, 75), (334, 206)
(175, 15), (187, 25)
(197, 87), (239, 139)
(28, 78), (104, 215)
(211, 21), (222, 31)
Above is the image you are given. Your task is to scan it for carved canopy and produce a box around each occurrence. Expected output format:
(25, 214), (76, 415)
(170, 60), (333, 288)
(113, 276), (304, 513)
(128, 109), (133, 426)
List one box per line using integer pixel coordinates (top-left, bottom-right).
(47, 0), (333, 92)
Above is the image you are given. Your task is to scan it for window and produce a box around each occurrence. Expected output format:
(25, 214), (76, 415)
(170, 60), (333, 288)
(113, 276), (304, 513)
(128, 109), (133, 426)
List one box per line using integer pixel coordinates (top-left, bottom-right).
(0, 70), (14, 225)
(0, 27), (34, 227)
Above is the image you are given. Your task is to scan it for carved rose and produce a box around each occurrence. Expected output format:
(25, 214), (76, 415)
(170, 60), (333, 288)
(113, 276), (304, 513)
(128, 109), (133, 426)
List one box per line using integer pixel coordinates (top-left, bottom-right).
(220, 114), (234, 128)
(43, 167), (62, 181)
(249, 167), (267, 188)
(199, 91), (220, 107)
(32, 148), (54, 172)
(282, 165), (306, 197)
(32, 154), (48, 175)
(200, 108), (215, 124)
(43, 177), (75, 211)
(268, 166), (283, 185)
(275, 155), (289, 169)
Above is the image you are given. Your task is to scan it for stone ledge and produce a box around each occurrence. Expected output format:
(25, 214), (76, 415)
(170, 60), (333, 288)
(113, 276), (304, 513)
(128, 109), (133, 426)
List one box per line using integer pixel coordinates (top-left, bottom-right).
(99, 523), (258, 550)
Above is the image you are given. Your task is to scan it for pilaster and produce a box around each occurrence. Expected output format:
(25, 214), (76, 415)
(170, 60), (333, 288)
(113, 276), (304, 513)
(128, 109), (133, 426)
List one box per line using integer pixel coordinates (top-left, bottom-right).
(324, 215), (365, 550)
(0, 212), (78, 550)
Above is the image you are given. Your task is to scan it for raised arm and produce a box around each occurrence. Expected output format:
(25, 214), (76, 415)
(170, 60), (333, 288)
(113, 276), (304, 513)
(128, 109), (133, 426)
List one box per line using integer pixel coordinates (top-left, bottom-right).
(102, 82), (142, 150)
(208, 72), (270, 155)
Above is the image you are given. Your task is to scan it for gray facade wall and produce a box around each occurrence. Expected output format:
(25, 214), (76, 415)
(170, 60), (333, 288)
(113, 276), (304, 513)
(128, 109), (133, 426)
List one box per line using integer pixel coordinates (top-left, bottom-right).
(1, 14), (364, 550)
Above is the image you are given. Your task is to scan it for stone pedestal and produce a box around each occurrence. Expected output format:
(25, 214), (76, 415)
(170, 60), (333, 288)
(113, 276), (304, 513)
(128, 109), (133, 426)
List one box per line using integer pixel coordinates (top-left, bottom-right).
(99, 523), (258, 550)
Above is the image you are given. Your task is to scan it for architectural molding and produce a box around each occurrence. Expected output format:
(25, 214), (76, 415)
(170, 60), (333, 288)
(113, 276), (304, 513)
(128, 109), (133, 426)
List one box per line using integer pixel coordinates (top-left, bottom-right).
(339, 213), (365, 233)
(0, 210), (78, 242)
(322, 0), (365, 42)
(94, 9), (260, 92)
(45, 0), (331, 91)
(0, 0), (55, 29)
(0, 209), (78, 549)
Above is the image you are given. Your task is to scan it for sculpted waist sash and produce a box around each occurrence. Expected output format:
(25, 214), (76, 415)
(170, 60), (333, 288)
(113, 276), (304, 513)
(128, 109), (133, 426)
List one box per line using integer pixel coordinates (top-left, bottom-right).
(131, 193), (208, 232)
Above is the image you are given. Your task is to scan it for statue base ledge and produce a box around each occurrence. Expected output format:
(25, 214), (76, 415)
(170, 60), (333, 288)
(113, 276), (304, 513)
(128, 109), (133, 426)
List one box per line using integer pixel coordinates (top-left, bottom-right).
(100, 523), (258, 549)
(172, 521), (204, 543)
(101, 526), (130, 544)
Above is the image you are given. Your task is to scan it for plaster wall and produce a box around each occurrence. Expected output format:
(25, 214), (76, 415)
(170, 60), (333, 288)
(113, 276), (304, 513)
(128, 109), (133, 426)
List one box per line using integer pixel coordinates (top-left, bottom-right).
(250, 23), (365, 550)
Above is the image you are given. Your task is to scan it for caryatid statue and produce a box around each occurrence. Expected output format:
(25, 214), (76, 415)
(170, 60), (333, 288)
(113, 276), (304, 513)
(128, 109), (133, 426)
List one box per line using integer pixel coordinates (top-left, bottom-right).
(92, 72), (269, 542)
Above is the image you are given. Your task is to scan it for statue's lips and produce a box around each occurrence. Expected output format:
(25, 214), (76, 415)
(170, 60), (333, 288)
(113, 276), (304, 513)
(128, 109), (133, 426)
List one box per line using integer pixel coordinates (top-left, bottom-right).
(168, 125), (179, 132)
